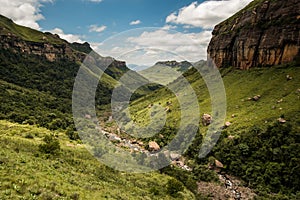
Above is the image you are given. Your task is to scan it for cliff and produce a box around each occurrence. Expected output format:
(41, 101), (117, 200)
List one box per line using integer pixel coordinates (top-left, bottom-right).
(0, 15), (92, 63)
(0, 14), (129, 75)
(207, 0), (300, 69)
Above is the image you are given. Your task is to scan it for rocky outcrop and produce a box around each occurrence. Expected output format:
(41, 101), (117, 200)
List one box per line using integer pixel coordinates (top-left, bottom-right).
(208, 0), (300, 69)
(0, 32), (87, 63)
(155, 60), (192, 72)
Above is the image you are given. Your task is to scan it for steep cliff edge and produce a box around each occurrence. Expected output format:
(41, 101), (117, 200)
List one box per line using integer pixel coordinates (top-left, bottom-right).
(207, 0), (300, 69)
(0, 15), (92, 63)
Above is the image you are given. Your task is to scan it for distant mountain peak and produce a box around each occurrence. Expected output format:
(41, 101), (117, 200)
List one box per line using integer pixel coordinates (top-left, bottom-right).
(154, 60), (192, 72)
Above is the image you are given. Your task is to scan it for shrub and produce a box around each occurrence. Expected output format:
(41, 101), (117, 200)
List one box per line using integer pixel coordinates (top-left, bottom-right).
(166, 179), (184, 197)
(39, 134), (60, 155)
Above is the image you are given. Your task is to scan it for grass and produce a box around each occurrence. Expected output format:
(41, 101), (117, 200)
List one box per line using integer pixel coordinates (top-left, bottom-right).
(0, 120), (195, 199)
(0, 15), (64, 44)
(126, 63), (300, 137)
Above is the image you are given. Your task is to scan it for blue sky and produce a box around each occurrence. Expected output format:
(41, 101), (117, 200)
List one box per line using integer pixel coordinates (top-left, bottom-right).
(0, 0), (252, 66)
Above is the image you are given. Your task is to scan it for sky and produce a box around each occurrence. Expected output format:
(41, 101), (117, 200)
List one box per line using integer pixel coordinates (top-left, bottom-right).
(0, 0), (252, 67)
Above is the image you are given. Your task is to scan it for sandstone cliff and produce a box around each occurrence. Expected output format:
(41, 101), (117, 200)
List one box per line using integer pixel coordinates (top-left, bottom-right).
(0, 14), (91, 63)
(0, 33), (88, 62)
(207, 0), (300, 69)
(0, 14), (127, 70)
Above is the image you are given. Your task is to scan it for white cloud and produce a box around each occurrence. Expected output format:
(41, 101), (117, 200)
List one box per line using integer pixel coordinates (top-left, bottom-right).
(166, 0), (252, 29)
(48, 28), (85, 43)
(0, 0), (53, 30)
(89, 24), (107, 33)
(93, 28), (212, 66)
(129, 20), (141, 25)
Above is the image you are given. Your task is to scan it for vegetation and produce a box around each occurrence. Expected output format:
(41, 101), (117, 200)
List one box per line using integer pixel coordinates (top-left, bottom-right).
(0, 11), (299, 199)
(125, 62), (300, 198)
(0, 120), (195, 199)
(212, 122), (300, 199)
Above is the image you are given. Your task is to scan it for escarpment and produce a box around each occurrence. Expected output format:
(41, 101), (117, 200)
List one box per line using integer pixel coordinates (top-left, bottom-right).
(208, 0), (300, 69)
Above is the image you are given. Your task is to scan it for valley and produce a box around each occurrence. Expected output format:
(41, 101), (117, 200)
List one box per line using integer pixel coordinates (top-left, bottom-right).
(0, 0), (299, 199)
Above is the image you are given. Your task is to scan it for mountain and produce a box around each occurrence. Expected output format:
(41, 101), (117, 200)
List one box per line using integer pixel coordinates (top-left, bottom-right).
(127, 64), (150, 71)
(138, 60), (193, 85)
(208, 0), (300, 69)
(0, 14), (156, 133)
(154, 61), (193, 72)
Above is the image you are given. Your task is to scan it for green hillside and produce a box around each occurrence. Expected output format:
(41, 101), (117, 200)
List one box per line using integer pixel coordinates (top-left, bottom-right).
(0, 15), (198, 199)
(139, 61), (193, 85)
(0, 15), (64, 44)
(124, 62), (300, 198)
(0, 120), (195, 199)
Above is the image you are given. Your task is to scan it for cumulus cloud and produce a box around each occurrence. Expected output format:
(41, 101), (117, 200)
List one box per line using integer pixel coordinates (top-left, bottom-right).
(166, 0), (252, 29)
(0, 0), (53, 30)
(93, 28), (211, 65)
(89, 24), (107, 33)
(129, 20), (141, 25)
(127, 29), (211, 62)
(48, 28), (85, 43)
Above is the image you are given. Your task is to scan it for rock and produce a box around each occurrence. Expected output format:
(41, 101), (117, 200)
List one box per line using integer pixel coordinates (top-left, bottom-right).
(278, 118), (286, 123)
(277, 99), (283, 103)
(170, 153), (181, 161)
(286, 75), (293, 80)
(175, 161), (184, 167)
(109, 135), (121, 142)
(165, 106), (170, 112)
(207, 1), (300, 69)
(107, 116), (113, 122)
(252, 95), (261, 101)
(148, 141), (160, 151)
(215, 159), (224, 168)
(202, 114), (212, 126)
(85, 114), (92, 119)
(225, 122), (232, 127)
(228, 135), (235, 140)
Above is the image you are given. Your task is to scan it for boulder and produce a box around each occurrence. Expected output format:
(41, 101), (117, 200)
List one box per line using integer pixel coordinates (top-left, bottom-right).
(202, 114), (212, 126)
(252, 95), (261, 101)
(148, 141), (160, 151)
(215, 159), (224, 168)
(278, 118), (286, 123)
(225, 121), (232, 127)
(286, 74), (293, 80)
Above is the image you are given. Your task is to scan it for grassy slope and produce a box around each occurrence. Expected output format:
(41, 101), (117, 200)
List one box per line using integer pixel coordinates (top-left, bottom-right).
(0, 120), (195, 200)
(0, 15), (64, 44)
(128, 63), (300, 135)
(139, 65), (184, 85)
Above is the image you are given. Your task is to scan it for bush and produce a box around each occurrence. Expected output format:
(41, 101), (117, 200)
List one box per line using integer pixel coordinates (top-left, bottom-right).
(166, 179), (184, 197)
(39, 134), (60, 155)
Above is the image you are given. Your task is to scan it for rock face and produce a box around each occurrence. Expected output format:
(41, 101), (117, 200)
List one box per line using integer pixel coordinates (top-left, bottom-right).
(0, 14), (129, 71)
(208, 0), (300, 69)
(0, 32), (88, 63)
